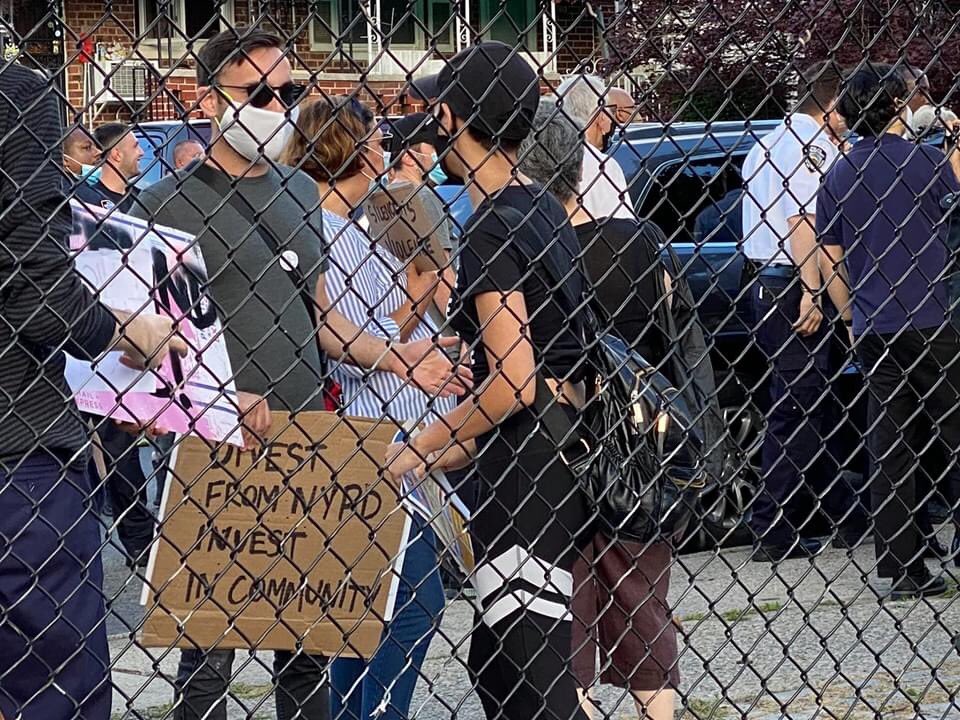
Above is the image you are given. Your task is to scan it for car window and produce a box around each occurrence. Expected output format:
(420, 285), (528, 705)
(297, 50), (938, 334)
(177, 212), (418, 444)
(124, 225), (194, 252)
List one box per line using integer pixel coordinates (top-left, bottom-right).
(135, 131), (168, 189)
(135, 124), (211, 189)
(186, 123), (212, 145)
(640, 154), (747, 245)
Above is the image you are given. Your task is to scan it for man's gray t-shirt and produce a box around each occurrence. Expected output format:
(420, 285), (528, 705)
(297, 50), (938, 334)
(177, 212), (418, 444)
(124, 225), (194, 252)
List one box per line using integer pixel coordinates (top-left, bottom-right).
(132, 166), (328, 413)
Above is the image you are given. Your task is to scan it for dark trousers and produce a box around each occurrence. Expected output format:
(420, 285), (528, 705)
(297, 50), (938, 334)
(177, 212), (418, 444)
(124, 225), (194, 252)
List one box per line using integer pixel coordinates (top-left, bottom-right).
(469, 611), (587, 720)
(857, 327), (960, 578)
(748, 273), (861, 543)
(0, 454), (110, 720)
(174, 649), (329, 720)
(151, 432), (176, 505)
(467, 405), (589, 720)
(98, 422), (154, 561)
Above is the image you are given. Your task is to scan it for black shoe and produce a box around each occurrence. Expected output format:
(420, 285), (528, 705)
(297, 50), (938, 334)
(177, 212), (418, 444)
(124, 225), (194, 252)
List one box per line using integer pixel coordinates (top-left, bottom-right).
(833, 527), (868, 550)
(925, 497), (951, 526)
(887, 568), (948, 600)
(924, 537), (950, 559)
(754, 537), (822, 563)
(952, 533), (960, 568)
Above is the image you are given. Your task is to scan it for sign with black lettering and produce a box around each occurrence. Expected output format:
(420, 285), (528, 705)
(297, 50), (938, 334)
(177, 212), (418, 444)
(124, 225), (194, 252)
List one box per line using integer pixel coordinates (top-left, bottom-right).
(65, 201), (241, 445)
(141, 412), (404, 658)
(363, 181), (448, 272)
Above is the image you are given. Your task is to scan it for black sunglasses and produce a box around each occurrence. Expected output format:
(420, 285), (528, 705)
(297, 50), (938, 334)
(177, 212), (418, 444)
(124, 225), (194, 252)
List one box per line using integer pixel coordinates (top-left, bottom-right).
(217, 81), (307, 109)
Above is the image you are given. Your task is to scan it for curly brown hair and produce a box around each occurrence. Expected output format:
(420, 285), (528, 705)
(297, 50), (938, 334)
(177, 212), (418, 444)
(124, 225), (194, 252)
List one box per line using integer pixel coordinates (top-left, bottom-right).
(280, 95), (375, 181)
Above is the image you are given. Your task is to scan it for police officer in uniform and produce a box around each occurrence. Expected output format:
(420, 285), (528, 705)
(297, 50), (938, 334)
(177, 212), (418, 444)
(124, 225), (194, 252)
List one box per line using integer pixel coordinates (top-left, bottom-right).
(742, 61), (849, 562)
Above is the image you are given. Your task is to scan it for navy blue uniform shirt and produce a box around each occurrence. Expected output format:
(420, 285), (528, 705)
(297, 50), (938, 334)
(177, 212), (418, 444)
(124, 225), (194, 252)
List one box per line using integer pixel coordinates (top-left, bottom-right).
(817, 133), (960, 336)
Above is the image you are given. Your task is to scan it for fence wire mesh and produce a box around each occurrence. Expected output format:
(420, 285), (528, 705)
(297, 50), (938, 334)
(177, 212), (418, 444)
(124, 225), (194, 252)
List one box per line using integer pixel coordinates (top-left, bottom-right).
(2, 1), (960, 719)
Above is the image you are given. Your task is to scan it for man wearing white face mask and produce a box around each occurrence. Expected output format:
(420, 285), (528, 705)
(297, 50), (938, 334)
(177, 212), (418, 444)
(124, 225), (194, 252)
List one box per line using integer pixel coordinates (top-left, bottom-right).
(130, 28), (472, 720)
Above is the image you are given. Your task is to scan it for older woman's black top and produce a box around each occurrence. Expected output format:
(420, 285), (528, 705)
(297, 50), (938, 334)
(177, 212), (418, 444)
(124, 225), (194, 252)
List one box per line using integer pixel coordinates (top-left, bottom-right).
(575, 218), (670, 364)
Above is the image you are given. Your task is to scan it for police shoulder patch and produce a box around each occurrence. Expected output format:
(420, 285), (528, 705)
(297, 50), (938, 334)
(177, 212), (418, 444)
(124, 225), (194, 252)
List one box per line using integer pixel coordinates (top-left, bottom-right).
(804, 145), (827, 172)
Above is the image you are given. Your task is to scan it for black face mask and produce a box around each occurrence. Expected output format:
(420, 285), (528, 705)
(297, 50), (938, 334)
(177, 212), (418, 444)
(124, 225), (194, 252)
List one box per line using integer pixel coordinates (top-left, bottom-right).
(432, 110), (465, 184)
(601, 127), (616, 153)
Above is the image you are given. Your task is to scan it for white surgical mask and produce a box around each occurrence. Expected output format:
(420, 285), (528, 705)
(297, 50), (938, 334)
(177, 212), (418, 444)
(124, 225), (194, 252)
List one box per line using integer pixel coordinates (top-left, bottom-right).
(412, 149), (448, 185)
(217, 91), (299, 162)
(362, 145), (389, 189)
(361, 170), (383, 192)
(427, 153), (447, 185)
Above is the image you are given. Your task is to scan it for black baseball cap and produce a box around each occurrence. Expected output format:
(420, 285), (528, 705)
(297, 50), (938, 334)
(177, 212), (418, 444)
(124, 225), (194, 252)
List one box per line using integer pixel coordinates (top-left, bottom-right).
(385, 113), (437, 156)
(408, 74), (441, 103)
(434, 41), (540, 141)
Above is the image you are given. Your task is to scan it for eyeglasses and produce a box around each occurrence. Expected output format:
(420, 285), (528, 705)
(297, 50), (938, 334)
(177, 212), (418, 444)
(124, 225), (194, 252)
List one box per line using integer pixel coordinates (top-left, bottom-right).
(217, 81), (307, 109)
(596, 103), (621, 118)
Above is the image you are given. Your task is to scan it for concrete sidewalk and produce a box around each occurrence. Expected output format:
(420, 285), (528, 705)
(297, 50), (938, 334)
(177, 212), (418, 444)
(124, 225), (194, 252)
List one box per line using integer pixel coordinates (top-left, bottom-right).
(107, 537), (960, 719)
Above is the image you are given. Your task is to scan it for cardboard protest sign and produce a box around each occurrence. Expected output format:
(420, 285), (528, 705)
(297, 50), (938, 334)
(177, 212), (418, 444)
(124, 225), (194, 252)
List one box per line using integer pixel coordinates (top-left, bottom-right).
(363, 181), (448, 272)
(65, 201), (241, 445)
(141, 412), (405, 658)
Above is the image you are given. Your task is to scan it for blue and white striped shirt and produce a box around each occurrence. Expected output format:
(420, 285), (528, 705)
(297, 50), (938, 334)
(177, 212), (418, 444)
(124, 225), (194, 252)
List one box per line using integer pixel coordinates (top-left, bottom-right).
(322, 209), (455, 426)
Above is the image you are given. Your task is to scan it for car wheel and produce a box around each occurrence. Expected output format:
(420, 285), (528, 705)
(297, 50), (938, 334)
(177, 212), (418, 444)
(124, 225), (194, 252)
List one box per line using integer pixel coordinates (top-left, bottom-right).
(695, 404), (762, 548)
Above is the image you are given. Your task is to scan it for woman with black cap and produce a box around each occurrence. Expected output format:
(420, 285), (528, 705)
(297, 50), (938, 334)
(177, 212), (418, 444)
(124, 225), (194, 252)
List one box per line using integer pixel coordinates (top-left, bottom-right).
(384, 42), (591, 720)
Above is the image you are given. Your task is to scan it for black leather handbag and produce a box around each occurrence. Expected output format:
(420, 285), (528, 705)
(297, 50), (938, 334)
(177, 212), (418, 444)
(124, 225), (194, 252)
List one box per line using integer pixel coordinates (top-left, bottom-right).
(507, 211), (706, 543)
(537, 333), (706, 543)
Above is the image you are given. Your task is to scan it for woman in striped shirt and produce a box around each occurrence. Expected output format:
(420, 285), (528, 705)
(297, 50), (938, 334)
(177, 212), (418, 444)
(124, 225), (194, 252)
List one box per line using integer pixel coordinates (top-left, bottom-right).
(281, 96), (452, 720)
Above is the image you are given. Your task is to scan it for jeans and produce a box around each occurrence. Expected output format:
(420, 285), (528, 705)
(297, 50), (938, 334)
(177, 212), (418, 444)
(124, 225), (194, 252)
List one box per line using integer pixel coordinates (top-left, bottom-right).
(330, 516), (444, 720)
(0, 454), (110, 720)
(174, 649), (329, 720)
(857, 326), (960, 578)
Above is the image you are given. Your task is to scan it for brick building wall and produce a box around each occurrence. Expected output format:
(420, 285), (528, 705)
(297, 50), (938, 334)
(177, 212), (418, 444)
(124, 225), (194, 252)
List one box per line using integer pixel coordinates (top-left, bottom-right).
(53, 0), (616, 124)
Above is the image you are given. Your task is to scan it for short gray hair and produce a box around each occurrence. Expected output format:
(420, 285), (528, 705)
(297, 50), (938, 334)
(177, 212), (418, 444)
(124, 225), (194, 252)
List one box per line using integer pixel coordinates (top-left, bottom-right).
(519, 99), (584, 204)
(913, 104), (958, 136)
(554, 73), (609, 127)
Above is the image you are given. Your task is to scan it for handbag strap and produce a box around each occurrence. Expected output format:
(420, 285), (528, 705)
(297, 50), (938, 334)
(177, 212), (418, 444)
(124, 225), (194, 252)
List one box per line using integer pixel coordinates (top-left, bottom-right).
(532, 374), (590, 464)
(189, 161), (318, 327)
(487, 204), (596, 337)
(188, 161), (333, 390)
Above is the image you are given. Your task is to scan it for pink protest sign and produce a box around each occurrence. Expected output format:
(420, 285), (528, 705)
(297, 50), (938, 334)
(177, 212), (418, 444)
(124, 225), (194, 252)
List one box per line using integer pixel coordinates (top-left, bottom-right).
(65, 201), (243, 446)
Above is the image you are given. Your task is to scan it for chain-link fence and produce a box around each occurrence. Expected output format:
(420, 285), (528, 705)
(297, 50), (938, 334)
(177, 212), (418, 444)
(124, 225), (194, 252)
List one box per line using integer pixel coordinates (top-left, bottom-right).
(2, 1), (960, 719)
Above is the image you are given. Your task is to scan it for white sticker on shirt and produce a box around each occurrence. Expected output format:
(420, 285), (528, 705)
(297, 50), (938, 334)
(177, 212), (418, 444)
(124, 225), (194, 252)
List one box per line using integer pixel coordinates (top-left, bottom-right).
(279, 249), (299, 272)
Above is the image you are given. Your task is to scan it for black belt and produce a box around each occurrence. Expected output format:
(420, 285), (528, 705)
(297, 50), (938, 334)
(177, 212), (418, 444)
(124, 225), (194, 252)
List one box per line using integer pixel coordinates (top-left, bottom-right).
(748, 261), (797, 279)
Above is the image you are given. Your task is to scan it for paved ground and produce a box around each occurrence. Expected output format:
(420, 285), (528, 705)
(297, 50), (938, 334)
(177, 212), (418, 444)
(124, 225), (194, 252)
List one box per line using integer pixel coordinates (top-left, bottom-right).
(103, 521), (960, 720)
